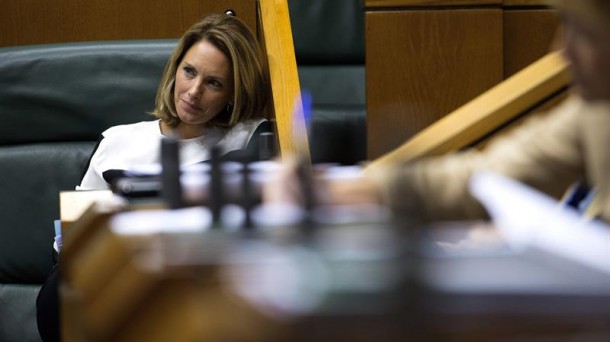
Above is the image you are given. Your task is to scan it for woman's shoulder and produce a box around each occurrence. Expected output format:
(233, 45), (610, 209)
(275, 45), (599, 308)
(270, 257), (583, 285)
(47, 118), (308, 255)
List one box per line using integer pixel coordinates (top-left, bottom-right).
(226, 118), (270, 140)
(232, 118), (267, 130)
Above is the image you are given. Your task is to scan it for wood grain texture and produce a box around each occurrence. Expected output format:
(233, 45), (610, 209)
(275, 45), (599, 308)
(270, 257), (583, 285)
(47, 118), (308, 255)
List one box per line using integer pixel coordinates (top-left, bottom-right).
(503, 0), (552, 6)
(0, 0), (256, 47)
(364, 0), (551, 8)
(258, 0), (310, 160)
(504, 9), (560, 77)
(365, 0), (500, 8)
(61, 199), (283, 341)
(366, 51), (570, 170)
(366, 9), (503, 159)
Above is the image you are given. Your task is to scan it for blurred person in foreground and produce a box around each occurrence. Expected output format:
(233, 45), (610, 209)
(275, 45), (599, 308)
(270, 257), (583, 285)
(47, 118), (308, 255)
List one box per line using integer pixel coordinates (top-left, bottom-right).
(266, 0), (610, 224)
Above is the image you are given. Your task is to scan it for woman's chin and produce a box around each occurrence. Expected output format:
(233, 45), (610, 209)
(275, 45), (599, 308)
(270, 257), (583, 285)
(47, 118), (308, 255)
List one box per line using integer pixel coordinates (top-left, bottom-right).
(177, 111), (209, 126)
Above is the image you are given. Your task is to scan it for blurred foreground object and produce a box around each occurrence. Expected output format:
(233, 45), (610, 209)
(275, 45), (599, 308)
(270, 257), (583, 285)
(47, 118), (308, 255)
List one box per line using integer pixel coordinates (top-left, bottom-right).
(60, 190), (610, 341)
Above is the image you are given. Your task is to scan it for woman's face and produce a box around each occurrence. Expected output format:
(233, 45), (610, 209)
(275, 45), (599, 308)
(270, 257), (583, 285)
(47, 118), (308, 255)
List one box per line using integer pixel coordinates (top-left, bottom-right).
(174, 39), (234, 137)
(561, 2), (610, 101)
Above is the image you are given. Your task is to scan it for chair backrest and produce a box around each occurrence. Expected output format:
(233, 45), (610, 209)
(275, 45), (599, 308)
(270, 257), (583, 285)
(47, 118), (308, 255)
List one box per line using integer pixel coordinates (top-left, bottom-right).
(0, 0), (309, 159)
(366, 51), (572, 170)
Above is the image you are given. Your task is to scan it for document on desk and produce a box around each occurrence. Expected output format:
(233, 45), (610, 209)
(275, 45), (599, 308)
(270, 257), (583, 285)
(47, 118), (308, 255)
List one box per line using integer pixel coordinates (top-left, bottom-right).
(110, 207), (211, 235)
(470, 171), (610, 275)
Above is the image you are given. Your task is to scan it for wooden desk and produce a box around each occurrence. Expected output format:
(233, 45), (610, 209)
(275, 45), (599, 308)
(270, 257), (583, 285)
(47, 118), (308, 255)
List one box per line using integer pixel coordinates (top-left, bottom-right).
(60, 210), (610, 341)
(365, 0), (560, 159)
(60, 203), (286, 341)
(59, 190), (114, 228)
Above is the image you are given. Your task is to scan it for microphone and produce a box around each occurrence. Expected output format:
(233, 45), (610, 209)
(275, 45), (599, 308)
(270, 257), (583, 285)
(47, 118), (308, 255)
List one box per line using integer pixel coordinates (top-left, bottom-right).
(160, 137), (183, 209)
(259, 132), (277, 161)
(209, 145), (224, 226)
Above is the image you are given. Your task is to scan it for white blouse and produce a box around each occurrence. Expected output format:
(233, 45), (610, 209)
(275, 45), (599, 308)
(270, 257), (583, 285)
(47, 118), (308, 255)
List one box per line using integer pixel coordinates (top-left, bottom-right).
(77, 118), (265, 190)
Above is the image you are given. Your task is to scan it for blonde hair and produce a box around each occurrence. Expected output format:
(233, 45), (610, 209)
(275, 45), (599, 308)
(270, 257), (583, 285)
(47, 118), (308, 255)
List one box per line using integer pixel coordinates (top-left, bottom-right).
(151, 14), (271, 128)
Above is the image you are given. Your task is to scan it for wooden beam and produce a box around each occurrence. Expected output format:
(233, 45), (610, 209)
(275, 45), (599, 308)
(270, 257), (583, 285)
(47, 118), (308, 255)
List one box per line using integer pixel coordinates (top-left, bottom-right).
(258, 0), (310, 160)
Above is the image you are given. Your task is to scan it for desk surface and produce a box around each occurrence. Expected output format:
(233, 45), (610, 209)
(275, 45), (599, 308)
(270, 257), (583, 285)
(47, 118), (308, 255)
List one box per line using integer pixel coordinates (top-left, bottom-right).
(59, 190), (114, 224)
(60, 207), (610, 341)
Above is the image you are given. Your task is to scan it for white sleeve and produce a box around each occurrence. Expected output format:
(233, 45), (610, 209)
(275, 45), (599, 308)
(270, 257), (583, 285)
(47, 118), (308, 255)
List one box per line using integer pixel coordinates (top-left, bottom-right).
(76, 137), (111, 190)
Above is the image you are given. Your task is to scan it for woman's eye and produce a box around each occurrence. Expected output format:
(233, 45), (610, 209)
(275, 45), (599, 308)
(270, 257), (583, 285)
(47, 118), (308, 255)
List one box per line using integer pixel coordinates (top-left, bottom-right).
(208, 79), (222, 88)
(183, 66), (196, 77)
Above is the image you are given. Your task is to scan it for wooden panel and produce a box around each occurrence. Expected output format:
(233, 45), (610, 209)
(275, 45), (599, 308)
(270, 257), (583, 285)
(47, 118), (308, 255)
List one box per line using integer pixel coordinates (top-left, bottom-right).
(504, 9), (560, 77)
(0, 0), (256, 47)
(366, 51), (570, 170)
(366, 9), (503, 159)
(365, 0), (500, 8)
(503, 0), (551, 6)
(365, 0), (551, 7)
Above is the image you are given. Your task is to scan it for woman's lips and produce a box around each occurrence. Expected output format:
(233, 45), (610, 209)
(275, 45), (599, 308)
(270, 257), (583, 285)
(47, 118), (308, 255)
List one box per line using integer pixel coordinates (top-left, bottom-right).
(180, 97), (202, 113)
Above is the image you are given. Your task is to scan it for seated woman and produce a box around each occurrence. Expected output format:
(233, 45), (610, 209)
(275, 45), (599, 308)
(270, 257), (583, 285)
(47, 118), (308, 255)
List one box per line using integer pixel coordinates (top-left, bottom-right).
(36, 13), (273, 342)
(78, 13), (272, 190)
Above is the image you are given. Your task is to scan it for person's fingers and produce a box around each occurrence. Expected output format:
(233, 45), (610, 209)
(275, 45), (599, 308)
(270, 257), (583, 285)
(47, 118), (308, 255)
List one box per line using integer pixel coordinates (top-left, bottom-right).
(262, 155), (303, 204)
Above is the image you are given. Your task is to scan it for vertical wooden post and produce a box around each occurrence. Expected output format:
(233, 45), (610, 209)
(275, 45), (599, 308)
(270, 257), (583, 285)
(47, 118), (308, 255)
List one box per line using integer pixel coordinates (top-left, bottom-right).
(258, 0), (311, 161)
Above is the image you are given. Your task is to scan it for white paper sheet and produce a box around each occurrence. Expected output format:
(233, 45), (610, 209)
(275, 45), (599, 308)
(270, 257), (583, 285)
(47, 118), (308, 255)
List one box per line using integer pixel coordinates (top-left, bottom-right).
(469, 171), (610, 275)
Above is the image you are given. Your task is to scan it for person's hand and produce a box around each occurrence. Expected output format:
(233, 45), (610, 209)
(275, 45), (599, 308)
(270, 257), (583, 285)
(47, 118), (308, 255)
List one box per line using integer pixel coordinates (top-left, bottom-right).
(322, 172), (383, 206)
(262, 155), (383, 207)
(262, 155), (304, 205)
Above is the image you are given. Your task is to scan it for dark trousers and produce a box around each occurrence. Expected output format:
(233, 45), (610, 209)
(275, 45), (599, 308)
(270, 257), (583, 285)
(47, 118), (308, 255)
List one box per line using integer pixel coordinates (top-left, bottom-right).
(36, 264), (60, 342)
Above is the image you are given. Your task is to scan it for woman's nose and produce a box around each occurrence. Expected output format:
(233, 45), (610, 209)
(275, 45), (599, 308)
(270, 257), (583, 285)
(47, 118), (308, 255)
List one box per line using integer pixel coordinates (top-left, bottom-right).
(188, 82), (203, 100)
